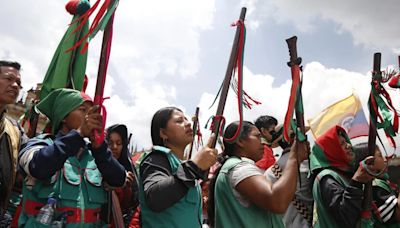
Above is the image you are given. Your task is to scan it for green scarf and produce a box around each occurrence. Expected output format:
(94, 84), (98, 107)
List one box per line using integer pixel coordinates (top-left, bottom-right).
(36, 88), (92, 134)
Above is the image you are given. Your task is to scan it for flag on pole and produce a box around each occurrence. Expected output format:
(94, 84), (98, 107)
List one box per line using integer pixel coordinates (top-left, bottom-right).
(308, 93), (369, 139)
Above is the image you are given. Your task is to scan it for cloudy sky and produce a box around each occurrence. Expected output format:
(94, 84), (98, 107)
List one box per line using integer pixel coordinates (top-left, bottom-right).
(2, 0), (400, 154)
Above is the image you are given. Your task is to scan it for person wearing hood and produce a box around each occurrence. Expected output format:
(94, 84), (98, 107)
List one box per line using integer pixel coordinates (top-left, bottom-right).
(310, 125), (384, 228)
(105, 124), (139, 225)
(18, 88), (126, 227)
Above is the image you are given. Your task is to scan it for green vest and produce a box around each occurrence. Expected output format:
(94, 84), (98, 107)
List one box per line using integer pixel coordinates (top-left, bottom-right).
(372, 179), (400, 228)
(313, 169), (348, 228)
(138, 146), (202, 228)
(313, 169), (373, 228)
(214, 157), (284, 228)
(19, 136), (107, 228)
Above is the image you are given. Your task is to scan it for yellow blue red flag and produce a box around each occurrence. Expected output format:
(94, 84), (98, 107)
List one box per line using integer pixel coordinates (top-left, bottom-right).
(308, 93), (369, 139)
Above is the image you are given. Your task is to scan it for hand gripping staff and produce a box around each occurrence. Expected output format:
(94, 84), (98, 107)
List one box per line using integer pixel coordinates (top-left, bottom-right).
(88, 0), (124, 226)
(357, 53), (381, 228)
(69, 0), (124, 226)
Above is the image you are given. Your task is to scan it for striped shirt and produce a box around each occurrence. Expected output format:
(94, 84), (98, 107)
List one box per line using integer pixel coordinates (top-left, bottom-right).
(372, 182), (398, 224)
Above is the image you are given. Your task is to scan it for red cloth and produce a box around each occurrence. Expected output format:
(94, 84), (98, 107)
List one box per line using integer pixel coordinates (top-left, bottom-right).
(256, 144), (276, 170)
(10, 200), (22, 228)
(128, 207), (141, 228)
(316, 125), (351, 170)
(114, 186), (133, 213)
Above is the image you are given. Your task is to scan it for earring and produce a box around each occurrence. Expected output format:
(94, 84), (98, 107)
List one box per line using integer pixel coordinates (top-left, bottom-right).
(163, 138), (168, 147)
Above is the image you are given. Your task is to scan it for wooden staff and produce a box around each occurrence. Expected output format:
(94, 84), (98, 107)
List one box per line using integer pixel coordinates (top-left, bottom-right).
(210, 7), (247, 148)
(188, 107), (200, 160)
(286, 36), (306, 136)
(362, 52), (381, 216)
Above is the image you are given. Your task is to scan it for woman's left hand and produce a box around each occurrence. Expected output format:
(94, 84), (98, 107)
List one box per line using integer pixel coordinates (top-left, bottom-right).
(124, 171), (135, 187)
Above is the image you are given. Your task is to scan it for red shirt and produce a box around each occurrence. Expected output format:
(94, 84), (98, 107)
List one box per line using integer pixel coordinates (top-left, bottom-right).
(256, 144), (276, 170)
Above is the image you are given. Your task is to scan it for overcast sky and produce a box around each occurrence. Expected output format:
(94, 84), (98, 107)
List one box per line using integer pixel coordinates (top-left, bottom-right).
(2, 0), (400, 154)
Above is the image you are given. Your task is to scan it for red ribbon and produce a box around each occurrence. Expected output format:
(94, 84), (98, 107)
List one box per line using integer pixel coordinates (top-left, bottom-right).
(370, 80), (398, 147)
(210, 115), (226, 138)
(93, 96), (109, 145)
(224, 19), (245, 143)
(283, 65), (301, 142)
(67, 0), (113, 54)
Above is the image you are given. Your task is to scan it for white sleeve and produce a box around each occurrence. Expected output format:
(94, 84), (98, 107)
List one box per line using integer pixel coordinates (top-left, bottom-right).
(228, 161), (264, 187)
(19, 145), (45, 176)
(226, 161), (264, 207)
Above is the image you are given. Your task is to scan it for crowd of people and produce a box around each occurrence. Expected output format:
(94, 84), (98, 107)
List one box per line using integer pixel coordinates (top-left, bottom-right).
(1, 59), (400, 228)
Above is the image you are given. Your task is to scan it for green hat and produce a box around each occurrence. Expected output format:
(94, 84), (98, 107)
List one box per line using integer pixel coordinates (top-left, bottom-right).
(36, 88), (92, 134)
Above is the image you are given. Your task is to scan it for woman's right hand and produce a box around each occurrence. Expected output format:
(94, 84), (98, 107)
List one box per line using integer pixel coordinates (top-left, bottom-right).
(192, 134), (218, 171)
(289, 139), (310, 162)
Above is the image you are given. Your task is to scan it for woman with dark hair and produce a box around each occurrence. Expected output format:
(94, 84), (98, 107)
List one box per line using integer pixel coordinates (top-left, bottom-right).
(107, 124), (134, 172)
(138, 107), (218, 228)
(209, 121), (309, 228)
(105, 124), (138, 226)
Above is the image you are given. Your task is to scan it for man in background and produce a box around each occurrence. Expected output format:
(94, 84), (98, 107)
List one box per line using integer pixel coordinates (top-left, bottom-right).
(0, 60), (27, 226)
(254, 115), (278, 170)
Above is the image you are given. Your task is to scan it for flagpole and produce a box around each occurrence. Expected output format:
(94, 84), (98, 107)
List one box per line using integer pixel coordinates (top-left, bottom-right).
(362, 52), (381, 220)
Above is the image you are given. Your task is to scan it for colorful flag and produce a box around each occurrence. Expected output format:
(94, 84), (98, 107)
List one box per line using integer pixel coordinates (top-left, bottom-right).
(308, 93), (369, 139)
(39, 1), (90, 100)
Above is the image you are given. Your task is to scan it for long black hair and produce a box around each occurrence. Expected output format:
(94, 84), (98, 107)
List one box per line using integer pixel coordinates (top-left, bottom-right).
(104, 124), (139, 223)
(106, 124), (132, 172)
(150, 107), (183, 146)
(207, 121), (255, 227)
